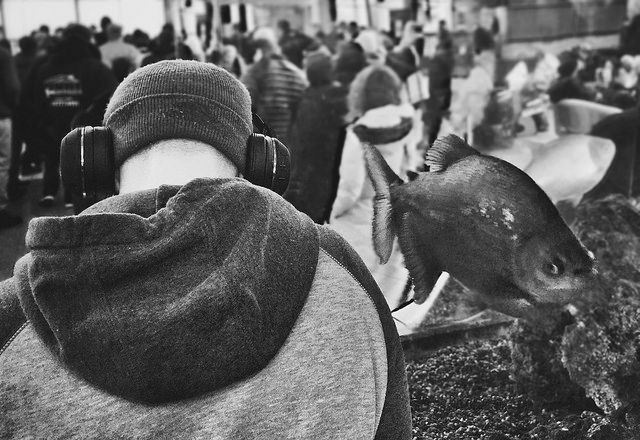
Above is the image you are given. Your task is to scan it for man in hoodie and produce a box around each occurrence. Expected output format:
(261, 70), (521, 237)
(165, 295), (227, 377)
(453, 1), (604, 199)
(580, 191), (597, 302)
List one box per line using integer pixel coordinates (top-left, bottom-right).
(0, 60), (411, 439)
(31, 24), (117, 207)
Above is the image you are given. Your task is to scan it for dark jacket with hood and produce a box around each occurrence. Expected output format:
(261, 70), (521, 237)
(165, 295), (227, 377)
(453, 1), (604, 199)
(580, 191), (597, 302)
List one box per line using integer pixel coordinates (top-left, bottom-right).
(32, 28), (117, 141)
(0, 46), (20, 118)
(284, 54), (349, 224)
(0, 178), (412, 439)
(584, 106), (640, 199)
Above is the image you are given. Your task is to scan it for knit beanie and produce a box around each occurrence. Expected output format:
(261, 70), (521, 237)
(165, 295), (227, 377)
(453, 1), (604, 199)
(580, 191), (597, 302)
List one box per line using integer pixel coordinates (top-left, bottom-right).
(103, 60), (253, 172)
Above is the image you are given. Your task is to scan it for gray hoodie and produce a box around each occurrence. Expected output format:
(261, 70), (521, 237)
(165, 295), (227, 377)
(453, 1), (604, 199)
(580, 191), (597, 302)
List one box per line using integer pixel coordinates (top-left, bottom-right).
(0, 178), (411, 439)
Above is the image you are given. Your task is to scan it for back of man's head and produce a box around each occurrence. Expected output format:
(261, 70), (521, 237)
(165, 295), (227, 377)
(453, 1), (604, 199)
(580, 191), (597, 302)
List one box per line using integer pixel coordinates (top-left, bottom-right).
(100, 16), (112, 31)
(107, 23), (123, 41)
(277, 19), (291, 34)
(103, 60), (253, 184)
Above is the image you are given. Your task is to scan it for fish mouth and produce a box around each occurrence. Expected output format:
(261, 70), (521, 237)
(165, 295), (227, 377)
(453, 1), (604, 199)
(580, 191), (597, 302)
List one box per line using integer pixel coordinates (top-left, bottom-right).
(509, 282), (601, 326)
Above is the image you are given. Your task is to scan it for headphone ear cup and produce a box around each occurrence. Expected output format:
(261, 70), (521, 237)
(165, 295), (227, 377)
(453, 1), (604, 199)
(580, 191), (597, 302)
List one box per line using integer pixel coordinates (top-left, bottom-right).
(245, 133), (271, 190)
(60, 127), (86, 201)
(245, 134), (290, 195)
(83, 126), (116, 202)
(59, 126), (115, 213)
(270, 138), (290, 195)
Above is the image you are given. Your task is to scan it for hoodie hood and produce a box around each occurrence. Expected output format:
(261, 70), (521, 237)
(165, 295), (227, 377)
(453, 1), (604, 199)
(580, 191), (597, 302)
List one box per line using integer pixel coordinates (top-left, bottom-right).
(13, 178), (319, 403)
(353, 103), (415, 146)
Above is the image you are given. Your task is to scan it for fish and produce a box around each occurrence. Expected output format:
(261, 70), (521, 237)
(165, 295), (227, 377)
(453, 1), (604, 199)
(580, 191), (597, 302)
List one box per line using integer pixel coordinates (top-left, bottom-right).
(364, 134), (599, 321)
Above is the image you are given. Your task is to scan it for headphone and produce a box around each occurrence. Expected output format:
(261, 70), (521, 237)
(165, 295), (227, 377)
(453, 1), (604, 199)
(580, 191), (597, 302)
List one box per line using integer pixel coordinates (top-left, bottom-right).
(60, 113), (290, 213)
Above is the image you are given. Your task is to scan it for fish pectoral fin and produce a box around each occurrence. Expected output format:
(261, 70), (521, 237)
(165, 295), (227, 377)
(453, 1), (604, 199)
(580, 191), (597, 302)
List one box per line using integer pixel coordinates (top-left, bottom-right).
(426, 134), (479, 172)
(397, 217), (442, 304)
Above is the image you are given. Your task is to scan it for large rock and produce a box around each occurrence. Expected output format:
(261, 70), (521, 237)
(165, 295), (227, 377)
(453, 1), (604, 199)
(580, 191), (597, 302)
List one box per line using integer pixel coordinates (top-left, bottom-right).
(509, 195), (640, 436)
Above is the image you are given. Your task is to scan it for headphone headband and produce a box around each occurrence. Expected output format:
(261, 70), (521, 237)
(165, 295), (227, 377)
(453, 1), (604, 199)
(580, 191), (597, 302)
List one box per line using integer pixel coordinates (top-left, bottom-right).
(60, 113), (290, 213)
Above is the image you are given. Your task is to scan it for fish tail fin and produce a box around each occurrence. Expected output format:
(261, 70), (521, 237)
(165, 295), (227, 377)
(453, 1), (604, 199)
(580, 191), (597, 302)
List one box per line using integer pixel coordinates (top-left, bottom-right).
(363, 143), (403, 264)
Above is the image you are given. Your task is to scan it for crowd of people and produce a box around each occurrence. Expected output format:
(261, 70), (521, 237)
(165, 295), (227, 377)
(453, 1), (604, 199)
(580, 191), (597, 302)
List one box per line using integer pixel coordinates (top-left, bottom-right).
(0, 14), (459, 310)
(1, 11), (639, 309)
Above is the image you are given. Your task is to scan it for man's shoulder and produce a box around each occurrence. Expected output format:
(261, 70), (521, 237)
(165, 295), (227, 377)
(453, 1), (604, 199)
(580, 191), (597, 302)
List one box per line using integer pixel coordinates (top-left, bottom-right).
(0, 277), (28, 358)
(316, 226), (381, 297)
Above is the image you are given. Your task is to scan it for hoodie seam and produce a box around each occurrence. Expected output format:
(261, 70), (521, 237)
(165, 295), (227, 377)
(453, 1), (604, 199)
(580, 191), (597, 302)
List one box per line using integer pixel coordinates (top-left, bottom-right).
(0, 321), (28, 357)
(319, 248), (377, 309)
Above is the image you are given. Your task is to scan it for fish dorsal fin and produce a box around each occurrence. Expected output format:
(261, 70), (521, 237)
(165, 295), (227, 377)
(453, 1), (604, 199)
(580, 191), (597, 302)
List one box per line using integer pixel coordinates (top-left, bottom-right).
(426, 134), (479, 172)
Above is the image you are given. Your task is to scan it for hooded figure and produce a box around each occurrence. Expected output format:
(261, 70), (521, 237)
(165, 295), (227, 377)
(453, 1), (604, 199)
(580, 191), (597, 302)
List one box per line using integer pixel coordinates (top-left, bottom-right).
(329, 65), (422, 308)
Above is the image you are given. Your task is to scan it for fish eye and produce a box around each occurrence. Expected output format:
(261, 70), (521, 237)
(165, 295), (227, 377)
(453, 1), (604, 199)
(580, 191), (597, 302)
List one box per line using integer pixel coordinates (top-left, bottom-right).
(544, 258), (565, 276)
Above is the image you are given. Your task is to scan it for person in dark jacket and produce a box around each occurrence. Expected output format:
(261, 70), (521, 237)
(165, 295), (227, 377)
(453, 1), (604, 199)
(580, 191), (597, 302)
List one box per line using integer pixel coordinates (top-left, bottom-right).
(31, 24), (117, 207)
(0, 45), (22, 229)
(584, 106), (640, 200)
(94, 15), (112, 46)
(8, 36), (39, 201)
(284, 51), (349, 224)
(0, 59), (412, 439)
(141, 27), (176, 67)
(276, 19), (316, 68)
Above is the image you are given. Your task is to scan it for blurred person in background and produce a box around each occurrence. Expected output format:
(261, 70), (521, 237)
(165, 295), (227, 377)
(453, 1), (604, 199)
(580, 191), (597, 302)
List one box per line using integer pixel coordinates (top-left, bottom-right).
(332, 40), (367, 88)
(8, 36), (39, 202)
(94, 16), (112, 46)
(284, 51), (349, 224)
(100, 23), (142, 70)
(329, 64), (422, 309)
(386, 21), (422, 82)
(354, 29), (387, 65)
(276, 19), (316, 69)
(241, 27), (307, 147)
(142, 25), (177, 67)
(208, 44), (247, 78)
(128, 29), (152, 53)
(448, 50), (495, 137)
(0, 26), (10, 52)
(16, 28), (59, 181)
(584, 104), (640, 200)
(521, 48), (560, 132)
(31, 24), (117, 208)
(0, 44), (22, 229)
(548, 56), (598, 104)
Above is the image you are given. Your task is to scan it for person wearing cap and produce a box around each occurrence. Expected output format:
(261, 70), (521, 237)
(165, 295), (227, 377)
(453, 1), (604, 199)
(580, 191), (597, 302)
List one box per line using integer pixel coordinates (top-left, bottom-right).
(0, 60), (411, 439)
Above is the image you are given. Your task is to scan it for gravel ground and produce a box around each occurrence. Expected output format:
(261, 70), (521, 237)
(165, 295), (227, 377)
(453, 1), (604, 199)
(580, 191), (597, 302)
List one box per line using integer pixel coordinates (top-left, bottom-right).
(407, 337), (629, 440)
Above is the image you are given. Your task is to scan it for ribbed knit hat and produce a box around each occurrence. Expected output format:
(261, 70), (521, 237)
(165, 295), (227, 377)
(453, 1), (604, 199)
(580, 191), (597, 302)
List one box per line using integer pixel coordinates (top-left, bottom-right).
(103, 60), (253, 172)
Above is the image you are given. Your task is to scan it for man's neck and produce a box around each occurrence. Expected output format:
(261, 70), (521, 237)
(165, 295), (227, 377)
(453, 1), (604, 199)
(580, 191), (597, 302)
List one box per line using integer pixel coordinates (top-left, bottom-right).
(118, 139), (239, 194)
